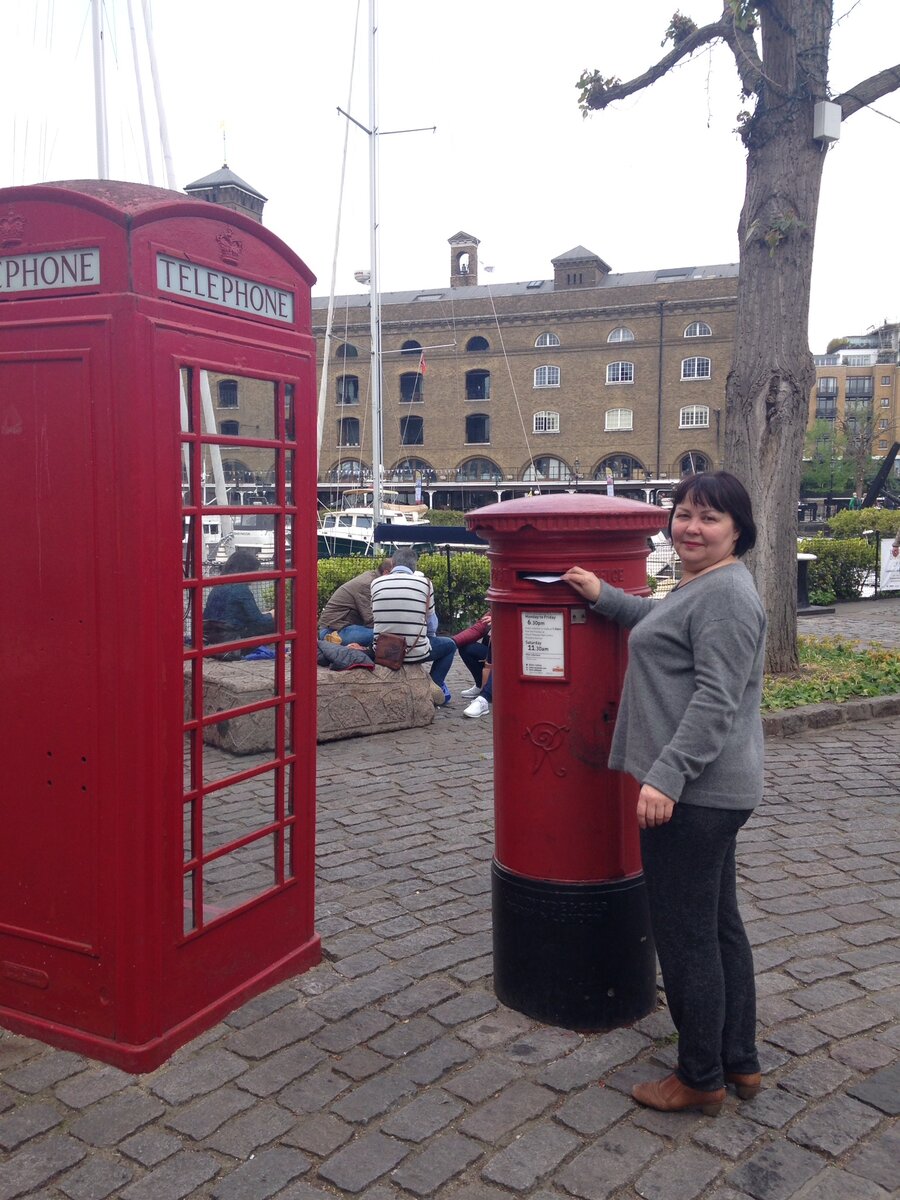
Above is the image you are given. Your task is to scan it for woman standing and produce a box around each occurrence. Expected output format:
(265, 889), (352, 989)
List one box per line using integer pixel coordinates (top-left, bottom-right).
(563, 472), (766, 1116)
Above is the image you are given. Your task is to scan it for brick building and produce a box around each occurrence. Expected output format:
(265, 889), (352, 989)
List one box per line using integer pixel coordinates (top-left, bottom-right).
(313, 233), (739, 506)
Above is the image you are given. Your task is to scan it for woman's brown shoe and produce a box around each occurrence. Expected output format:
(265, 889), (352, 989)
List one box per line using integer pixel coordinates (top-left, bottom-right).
(725, 1072), (761, 1099)
(632, 1073), (724, 1117)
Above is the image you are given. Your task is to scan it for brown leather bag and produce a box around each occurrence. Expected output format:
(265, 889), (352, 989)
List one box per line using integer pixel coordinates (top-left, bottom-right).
(373, 632), (408, 670)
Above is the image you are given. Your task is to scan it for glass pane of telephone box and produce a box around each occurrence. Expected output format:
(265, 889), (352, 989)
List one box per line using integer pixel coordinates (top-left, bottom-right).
(202, 774), (278, 853)
(201, 372), (277, 440)
(203, 834), (277, 919)
(200, 445), (277, 508)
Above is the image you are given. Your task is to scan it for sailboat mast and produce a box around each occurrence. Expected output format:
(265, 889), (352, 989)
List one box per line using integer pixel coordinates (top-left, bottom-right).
(367, 0), (384, 528)
(91, 0), (109, 178)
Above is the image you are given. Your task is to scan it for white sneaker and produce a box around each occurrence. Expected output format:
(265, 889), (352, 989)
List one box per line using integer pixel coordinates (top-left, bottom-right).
(461, 685), (481, 698)
(464, 696), (490, 718)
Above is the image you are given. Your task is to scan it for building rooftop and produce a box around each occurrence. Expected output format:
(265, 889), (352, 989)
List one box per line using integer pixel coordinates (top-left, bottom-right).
(183, 164), (268, 201)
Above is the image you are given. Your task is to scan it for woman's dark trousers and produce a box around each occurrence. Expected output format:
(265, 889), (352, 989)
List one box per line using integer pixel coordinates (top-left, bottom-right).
(639, 803), (759, 1092)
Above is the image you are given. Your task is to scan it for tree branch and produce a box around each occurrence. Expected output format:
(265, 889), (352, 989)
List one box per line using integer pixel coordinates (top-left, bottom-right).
(834, 64), (900, 119)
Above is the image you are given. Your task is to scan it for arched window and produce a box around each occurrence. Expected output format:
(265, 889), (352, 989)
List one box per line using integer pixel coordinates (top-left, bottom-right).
(522, 456), (572, 482)
(400, 372), (424, 403)
(604, 408), (633, 432)
(401, 339), (422, 355)
(533, 411), (560, 434)
(338, 417), (360, 446)
(465, 369), (491, 400)
(534, 365), (560, 388)
(217, 379), (238, 407)
(327, 459), (370, 483)
(221, 459), (254, 483)
(335, 343), (359, 359)
(219, 420), (240, 436)
(466, 336), (490, 352)
(465, 413), (491, 444)
(595, 454), (644, 481)
(389, 458), (435, 482)
(400, 415), (424, 445)
(336, 375), (359, 404)
(679, 405), (710, 428)
(680, 452), (710, 475)
(607, 327), (635, 343)
(606, 361), (634, 384)
(684, 321), (712, 338)
(682, 357), (711, 380)
(534, 331), (561, 348)
(458, 457), (501, 481)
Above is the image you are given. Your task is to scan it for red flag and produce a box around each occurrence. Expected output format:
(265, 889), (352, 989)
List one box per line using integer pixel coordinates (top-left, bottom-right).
(419, 353), (427, 376)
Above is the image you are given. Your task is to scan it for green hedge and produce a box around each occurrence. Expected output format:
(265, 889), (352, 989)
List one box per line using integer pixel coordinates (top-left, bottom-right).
(316, 552), (490, 633)
(798, 537), (873, 601)
(424, 509), (467, 526)
(826, 509), (900, 539)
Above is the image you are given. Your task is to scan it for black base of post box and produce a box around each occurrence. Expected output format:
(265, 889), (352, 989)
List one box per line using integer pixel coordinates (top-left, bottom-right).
(492, 860), (657, 1031)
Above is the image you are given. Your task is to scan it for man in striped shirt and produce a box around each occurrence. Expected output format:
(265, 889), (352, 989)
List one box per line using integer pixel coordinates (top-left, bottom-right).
(371, 548), (457, 703)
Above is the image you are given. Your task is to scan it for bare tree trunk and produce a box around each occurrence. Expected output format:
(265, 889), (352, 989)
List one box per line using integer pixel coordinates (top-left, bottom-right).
(724, 1), (832, 673)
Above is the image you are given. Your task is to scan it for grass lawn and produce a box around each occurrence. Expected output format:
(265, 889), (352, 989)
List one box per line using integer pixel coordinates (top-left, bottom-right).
(762, 635), (900, 711)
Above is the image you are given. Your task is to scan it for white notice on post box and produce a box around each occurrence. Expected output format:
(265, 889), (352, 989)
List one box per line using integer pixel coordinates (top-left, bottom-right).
(521, 611), (565, 677)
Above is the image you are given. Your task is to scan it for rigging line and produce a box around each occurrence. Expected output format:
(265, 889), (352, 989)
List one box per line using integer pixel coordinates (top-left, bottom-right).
(485, 277), (537, 477)
(317, 0), (363, 471)
(864, 104), (900, 127)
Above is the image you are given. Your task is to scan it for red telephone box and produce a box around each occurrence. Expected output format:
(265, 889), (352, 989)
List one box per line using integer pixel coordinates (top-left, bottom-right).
(0, 180), (320, 1071)
(467, 494), (666, 1030)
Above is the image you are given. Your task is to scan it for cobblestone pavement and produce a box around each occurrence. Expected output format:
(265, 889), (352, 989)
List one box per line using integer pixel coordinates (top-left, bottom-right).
(1, 614), (898, 1199)
(798, 596), (900, 648)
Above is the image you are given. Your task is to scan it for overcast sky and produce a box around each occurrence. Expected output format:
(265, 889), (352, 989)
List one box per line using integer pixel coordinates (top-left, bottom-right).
(5, 0), (899, 351)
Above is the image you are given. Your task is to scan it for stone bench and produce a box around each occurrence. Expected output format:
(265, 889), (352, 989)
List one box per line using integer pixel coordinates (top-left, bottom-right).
(194, 659), (435, 754)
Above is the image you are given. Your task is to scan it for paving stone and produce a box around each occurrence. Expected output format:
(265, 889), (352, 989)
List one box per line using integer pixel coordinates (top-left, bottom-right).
(783, 957), (851, 983)
(149, 1050), (247, 1104)
(847, 1060), (900, 1115)
(54, 1066), (133, 1110)
(632, 1105), (704, 1137)
(369, 1015), (443, 1058)
(308, 968), (413, 1022)
(853, 961), (900, 991)
(553, 1085), (631, 1135)
(763, 1022), (830, 1056)
(633, 1144), (722, 1200)
(388, 1128), (487, 1195)
(331, 1069), (418, 1123)
(503, 1027), (584, 1065)
(2, 1052), (86, 1095)
(237, 1043), (326, 1098)
(692, 1113), (763, 1159)
(742, 1087), (807, 1129)
(393, 1034), (475, 1085)
(556, 1124), (663, 1200)
(281, 1112), (354, 1156)
(431, 990), (498, 1026)
(844, 1124), (900, 1191)
(793, 1166), (892, 1200)
(0, 1041), (41, 1074)
(277, 1067), (350, 1114)
(777, 1057), (852, 1098)
(440, 1186), (516, 1200)
(0, 1134), (86, 1200)
(788, 1093), (882, 1157)
(790, 979), (865, 1013)
(332, 1047), (392, 1081)
(318, 1131), (410, 1194)
(809, 1002), (890, 1039)
(119, 1150), (221, 1200)
(209, 1147), (311, 1200)
(443, 1059), (522, 1103)
(205, 1100), (296, 1157)
(68, 1091), (166, 1148)
(0, 1100), (64, 1150)
(458, 1079), (556, 1142)
(381, 978), (460, 1018)
(309, 1010), (393, 1053)
(223, 987), (299, 1029)
(481, 1121), (581, 1190)
(380, 1090), (464, 1141)
(455, 1006), (535, 1049)
(164, 1085), (256, 1139)
(119, 1128), (184, 1166)
(728, 1141), (826, 1200)
(223, 1007), (324, 1058)
(537, 1029), (650, 1092)
(830, 1038), (896, 1072)
(58, 1155), (134, 1200)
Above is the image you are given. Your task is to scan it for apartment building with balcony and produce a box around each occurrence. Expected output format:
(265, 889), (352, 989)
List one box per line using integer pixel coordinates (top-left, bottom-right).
(809, 324), (900, 467)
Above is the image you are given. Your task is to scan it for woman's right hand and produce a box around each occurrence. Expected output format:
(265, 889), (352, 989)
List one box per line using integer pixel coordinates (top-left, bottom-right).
(562, 567), (601, 603)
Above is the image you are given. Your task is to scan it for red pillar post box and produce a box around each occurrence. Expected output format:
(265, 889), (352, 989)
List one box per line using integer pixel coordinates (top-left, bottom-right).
(466, 494), (666, 1030)
(0, 180), (320, 1071)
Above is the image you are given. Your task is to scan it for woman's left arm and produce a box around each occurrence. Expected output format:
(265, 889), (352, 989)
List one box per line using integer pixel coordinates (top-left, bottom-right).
(642, 611), (764, 804)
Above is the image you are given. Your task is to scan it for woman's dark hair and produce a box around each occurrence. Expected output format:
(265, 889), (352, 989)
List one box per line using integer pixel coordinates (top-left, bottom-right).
(667, 471), (757, 557)
(223, 549), (262, 575)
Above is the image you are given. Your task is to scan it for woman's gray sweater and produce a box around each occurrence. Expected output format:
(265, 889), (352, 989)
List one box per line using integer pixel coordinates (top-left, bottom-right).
(592, 562), (766, 810)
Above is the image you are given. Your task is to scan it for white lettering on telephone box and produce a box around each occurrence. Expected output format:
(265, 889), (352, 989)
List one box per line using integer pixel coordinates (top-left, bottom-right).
(0, 248), (100, 293)
(156, 254), (294, 323)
